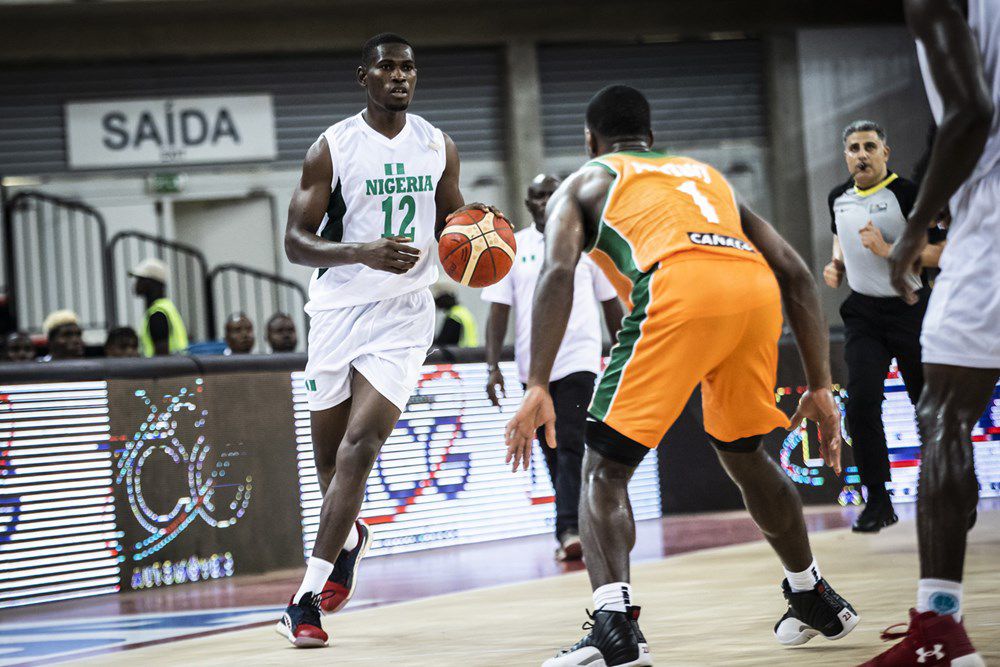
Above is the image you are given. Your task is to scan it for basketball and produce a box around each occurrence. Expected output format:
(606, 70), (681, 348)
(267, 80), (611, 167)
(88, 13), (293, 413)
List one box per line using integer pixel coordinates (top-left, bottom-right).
(438, 208), (517, 287)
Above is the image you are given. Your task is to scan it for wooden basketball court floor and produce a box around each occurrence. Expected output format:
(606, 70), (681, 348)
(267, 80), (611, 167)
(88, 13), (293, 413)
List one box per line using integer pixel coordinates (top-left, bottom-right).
(71, 509), (999, 666)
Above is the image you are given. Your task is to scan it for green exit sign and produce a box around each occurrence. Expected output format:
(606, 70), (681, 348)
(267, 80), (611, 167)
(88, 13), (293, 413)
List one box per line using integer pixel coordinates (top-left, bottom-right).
(147, 173), (185, 194)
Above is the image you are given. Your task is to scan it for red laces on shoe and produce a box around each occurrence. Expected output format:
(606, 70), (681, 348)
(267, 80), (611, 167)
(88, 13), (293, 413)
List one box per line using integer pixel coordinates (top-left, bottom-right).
(879, 622), (910, 642)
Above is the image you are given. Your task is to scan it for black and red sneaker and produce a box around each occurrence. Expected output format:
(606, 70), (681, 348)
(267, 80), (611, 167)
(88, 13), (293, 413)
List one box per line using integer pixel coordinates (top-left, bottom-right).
(320, 519), (371, 613)
(274, 592), (329, 648)
(860, 609), (984, 666)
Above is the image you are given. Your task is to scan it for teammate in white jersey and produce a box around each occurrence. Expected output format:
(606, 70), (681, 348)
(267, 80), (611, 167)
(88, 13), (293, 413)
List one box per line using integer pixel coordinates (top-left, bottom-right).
(276, 32), (498, 648)
(863, 2), (996, 665)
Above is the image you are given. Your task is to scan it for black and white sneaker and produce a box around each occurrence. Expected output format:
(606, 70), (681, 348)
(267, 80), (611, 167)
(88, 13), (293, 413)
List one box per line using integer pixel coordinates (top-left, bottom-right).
(543, 607), (653, 667)
(774, 578), (860, 646)
(274, 592), (329, 648)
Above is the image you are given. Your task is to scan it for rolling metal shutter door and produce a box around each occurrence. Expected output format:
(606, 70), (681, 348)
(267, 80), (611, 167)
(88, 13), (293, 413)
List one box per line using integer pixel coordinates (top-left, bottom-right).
(0, 50), (503, 176)
(540, 40), (766, 155)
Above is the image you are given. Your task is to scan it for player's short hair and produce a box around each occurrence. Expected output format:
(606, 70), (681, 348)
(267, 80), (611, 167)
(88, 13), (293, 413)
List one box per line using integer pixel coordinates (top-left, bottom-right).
(586, 85), (652, 140)
(361, 33), (413, 66)
(842, 119), (887, 144)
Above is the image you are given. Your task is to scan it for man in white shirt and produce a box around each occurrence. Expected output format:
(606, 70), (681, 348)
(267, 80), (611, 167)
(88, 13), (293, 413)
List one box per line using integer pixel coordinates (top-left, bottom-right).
(483, 174), (624, 561)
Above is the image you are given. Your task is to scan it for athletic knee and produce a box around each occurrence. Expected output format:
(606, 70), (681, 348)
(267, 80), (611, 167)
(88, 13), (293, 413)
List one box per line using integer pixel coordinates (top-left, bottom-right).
(338, 427), (384, 468)
(582, 448), (632, 490)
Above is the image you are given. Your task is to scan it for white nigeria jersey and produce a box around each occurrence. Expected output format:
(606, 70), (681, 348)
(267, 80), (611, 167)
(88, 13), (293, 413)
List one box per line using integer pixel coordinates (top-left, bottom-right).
(306, 111), (447, 312)
(917, 0), (1000, 187)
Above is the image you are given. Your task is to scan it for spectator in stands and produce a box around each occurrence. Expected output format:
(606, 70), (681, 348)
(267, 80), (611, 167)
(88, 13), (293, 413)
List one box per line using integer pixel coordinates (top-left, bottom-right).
(224, 313), (255, 354)
(40, 310), (84, 361)
(434, 290), (478, 347)
(3, 330), (35, 362)
(105, 326), (140, 358)
(130, 258), (189, 357)
(266, 313), (298, 352)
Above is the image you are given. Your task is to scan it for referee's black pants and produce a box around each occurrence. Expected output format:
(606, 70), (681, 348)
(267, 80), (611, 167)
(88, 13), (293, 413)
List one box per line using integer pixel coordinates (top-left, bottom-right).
(840, 288), (929, 505)
(533, 371), (595, 540)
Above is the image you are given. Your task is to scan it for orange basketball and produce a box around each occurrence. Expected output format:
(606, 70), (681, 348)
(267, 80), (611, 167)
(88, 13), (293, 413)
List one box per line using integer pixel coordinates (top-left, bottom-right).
(438, 209), (517, 287)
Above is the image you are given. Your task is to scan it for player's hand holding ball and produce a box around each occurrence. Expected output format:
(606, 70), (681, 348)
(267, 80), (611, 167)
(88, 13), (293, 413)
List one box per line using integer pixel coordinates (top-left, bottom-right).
(358, 235), (421, 275)
(439, 205), (517, 287)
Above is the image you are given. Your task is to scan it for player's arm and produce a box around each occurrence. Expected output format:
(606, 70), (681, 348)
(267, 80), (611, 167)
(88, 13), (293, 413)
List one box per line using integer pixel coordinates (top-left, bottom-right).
(285, 137), (419, 274)
(740, 204), (842, 474)
(892, 0), (994, 301)
(434, 133), (465, 239)
(505, 168), (607, 471)
(435, 133), (507, 237)
(484, 302), (510, 407)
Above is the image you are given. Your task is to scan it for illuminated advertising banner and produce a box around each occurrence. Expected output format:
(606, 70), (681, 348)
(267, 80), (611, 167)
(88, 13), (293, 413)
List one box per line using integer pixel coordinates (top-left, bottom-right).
(105, 373), (302, 592)
(3, 356), (997, 611)
(0, 382), (122, 609)
(776, 361), (1000, 505)
(293, 362), (662, 557)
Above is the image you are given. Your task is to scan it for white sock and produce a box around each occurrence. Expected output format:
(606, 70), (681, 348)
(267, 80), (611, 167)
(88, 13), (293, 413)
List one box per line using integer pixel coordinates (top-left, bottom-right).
(917, 578), (963, 621)
(593, 582), (632, 612)
(784, 559), (822, 593)
(342, 521), (360, 553)
(293, 556), (335, 603)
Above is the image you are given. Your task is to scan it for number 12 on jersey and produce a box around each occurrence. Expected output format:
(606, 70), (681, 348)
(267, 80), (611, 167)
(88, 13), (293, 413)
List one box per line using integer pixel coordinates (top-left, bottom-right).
(381, 195), (416, 240)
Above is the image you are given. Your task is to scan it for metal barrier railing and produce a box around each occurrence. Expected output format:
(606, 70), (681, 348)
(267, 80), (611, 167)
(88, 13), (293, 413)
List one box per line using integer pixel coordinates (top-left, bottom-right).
(105, 231), (212, 342)
(2, 191), (113, 335)
(208, 263), (307, 352)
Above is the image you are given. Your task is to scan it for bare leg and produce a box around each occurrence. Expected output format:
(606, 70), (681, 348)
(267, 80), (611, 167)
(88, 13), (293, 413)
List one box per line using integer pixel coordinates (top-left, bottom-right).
(579, 448), (637, 589)
(916, 363), (997, 581)
(714, 441), (812, 572)
(311, 398), (352, 495)
(312, 372), (401, 562)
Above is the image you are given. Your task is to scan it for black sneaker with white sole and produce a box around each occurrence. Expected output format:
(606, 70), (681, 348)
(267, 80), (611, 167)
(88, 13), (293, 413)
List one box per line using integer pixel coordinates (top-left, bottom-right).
(773, 578), (860, 646)
(542, 607), (653, 667)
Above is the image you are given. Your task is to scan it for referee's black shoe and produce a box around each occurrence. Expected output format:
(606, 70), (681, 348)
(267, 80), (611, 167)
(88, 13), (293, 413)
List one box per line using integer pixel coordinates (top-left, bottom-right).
(542, 607), (653, 666)
(852, 498), (898, 533)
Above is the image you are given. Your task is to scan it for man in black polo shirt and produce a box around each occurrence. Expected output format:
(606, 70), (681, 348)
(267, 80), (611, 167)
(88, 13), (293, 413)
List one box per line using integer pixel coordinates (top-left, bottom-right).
(824, 120), (946, 533)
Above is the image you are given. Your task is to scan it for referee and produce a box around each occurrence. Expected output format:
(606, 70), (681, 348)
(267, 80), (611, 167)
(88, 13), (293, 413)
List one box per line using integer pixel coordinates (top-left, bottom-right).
(825, 120), (946, 533)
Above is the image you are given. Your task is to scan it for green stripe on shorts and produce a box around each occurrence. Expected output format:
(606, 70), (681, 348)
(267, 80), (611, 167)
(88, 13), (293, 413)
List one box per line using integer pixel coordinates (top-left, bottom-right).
(589, 266), (655, 421)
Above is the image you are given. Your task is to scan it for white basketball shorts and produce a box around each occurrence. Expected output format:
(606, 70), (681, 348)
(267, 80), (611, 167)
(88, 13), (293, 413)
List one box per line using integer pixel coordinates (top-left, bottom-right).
(922, 171), (1000, 368)
(304, 288), (435, 411)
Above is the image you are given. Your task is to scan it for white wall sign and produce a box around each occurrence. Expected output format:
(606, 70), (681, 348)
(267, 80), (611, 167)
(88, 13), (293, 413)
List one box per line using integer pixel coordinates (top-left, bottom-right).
(65, 95), (277, 169)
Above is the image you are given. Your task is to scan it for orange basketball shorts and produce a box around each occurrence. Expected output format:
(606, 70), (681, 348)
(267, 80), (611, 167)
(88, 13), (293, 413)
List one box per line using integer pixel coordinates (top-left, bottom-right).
(588, 257), (791, 448)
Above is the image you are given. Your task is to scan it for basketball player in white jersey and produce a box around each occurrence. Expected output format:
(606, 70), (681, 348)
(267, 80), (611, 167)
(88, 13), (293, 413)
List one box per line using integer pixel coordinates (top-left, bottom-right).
(276, 32), (498, 647)
(862, 1), (996, 664)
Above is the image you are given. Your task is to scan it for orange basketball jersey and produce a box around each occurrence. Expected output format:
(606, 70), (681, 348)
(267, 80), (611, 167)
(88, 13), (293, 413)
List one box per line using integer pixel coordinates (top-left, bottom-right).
(585, 152), (768, 307)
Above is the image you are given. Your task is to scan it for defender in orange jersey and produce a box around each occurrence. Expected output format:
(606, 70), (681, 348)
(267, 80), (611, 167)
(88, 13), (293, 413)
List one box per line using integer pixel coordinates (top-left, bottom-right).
(505, 86), (858, 667)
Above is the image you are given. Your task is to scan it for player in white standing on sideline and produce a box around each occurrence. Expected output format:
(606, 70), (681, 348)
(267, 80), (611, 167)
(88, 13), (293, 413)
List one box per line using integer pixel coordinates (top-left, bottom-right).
(483, 173), (624, 561)
(862, 1), (997, 665)
(277, 32), (501, 648)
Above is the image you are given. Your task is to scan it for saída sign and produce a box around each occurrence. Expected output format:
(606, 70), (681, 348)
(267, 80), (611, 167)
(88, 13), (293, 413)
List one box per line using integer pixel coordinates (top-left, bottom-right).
(65, 95), (277, 169)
